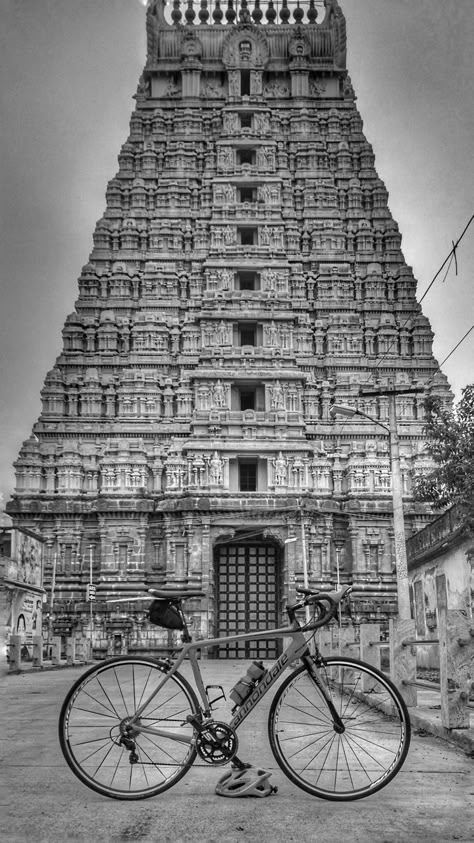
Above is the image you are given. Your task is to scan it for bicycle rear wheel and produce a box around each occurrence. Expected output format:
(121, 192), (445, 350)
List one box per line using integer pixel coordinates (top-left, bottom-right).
(59, 656), (199, 800)
(268, 657), (410, 801)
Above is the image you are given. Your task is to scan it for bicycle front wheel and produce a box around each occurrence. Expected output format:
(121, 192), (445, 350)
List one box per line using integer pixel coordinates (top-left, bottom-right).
(268, 657), (410, 801)
(59, 656), (199, 800)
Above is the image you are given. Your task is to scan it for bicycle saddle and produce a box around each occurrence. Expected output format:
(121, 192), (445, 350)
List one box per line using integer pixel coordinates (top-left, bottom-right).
(148, 588), (206, 600)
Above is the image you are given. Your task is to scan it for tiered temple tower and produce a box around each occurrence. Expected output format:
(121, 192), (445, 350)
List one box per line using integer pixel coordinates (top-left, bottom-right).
(7, 0), (450, 658)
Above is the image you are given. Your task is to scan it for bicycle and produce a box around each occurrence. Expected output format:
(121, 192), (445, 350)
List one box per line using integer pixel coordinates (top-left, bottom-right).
(58, 584), (411, 801)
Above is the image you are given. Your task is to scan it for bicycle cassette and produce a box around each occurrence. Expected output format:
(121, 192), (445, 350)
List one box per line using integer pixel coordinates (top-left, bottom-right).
(195, 722), (238, 765)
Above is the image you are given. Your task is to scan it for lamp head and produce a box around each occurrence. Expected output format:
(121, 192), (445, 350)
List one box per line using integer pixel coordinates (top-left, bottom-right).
(330, 405), (357, 419)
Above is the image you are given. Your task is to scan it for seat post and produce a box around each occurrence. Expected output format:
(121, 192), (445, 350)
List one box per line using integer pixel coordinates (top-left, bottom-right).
(175, 600), (193, 643)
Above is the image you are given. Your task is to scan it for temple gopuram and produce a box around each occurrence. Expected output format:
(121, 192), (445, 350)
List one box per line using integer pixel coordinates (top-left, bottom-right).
(7, 0), (450, 658)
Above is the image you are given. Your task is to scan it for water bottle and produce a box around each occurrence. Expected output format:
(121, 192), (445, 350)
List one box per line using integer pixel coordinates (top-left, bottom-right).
(230, 660), (267, 706)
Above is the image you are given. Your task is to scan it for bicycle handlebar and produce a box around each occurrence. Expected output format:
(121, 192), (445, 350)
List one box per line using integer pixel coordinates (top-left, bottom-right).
(288, 585), (353, 630)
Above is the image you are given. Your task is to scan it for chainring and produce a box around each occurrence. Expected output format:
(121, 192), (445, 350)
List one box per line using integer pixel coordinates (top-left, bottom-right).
(195, 721), (239, 765)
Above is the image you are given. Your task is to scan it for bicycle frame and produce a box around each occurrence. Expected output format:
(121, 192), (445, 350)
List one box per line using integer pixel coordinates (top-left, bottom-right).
(129, 622), (314, 743)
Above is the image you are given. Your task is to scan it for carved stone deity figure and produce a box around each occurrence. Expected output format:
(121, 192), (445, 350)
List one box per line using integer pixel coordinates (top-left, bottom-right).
(212, 380), (227, 408)
(270, 381), (286, 410)
(219, 147), (233, 169)
(264, 268), (278, 291)
(202, 81), (221, 99)
(259, 184), (271, 204)
(265, 321), (279, 346)
(273, 452), (288, 486)
(254, 113), (267, 134)
(209, 451), (223, 485)
(260, 226), (271, 246)
(217, 321), (230, 345)
(224, 227), (236, 245)
(217, 268), (232, 290)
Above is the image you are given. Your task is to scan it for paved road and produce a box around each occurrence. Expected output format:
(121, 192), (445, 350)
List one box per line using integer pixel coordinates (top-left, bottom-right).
(2, 663), (473, 843)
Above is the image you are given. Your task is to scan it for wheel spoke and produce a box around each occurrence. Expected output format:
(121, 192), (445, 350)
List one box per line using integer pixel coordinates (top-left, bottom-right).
(269, 659), (410, 801)
(80, 685), (122, 720)
(59, 658), (198, 799)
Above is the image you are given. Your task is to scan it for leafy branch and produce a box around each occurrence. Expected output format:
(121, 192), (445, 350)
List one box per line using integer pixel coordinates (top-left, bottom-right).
(413, 385), (474, 531)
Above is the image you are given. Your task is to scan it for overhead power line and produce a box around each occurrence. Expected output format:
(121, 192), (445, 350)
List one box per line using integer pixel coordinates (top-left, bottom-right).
(418, 213), (473, 304)
(437, 325), (474, 370)
(357, 214), (474, 389)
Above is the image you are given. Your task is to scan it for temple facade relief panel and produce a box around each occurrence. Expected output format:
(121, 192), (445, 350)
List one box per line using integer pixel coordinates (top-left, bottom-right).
(213, 183), (235, 205)
(257, 183), (281, 206)
(205, 268), (233, 294)
(256, 147), (275, 172)
(201, 320), (233, 348)
(263, 321), (294, 351)
(259, 225), (284, 250)
(261, 268), (288, 295)
(268, 452), (310, 491)
(210, 226), (237, 250)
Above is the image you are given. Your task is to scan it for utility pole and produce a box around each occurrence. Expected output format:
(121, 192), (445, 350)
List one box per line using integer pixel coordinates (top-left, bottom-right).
(87, 545), (96, 650)
(358, 384), (425, 620)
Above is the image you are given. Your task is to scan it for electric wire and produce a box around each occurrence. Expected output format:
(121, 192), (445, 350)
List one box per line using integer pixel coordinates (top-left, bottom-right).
(330, 216), (473, 440)
(435, 325), (474, 372)
(354, 214), (474, 394)
(418, 214), (473, 304)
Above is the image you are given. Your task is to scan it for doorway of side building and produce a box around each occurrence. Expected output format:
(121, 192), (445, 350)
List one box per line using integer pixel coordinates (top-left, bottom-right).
(214, 537), (282, 658)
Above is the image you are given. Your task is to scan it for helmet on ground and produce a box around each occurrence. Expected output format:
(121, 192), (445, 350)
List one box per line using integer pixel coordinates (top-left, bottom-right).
(215, 766), (276, 798)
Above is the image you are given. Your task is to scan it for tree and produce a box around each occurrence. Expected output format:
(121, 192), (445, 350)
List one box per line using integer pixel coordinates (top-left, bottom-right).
(413, 385), (474, 530)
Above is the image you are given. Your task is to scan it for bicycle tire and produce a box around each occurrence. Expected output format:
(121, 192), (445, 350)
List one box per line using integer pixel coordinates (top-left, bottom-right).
(268, 657), (411, 801)
(59, 656), (199, 800)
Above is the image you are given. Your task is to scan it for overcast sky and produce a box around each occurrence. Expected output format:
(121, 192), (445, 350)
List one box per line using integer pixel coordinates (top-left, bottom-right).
(1, 0), (473, 509)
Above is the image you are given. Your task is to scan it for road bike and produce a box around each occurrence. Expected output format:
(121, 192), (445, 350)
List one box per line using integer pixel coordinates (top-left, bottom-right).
(58, 585), (411, 801)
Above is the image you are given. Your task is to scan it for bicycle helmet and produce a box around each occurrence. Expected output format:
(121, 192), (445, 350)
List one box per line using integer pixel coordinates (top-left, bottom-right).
(215, 766), (277, 798)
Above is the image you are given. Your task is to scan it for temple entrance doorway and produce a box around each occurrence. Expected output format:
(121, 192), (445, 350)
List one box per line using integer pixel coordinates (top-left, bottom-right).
(214, 537), (282, 659)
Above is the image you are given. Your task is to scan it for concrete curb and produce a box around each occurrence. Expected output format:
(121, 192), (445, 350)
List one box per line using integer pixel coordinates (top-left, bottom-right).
(409, 709), (474, 756)
(5, 660), (93, 675)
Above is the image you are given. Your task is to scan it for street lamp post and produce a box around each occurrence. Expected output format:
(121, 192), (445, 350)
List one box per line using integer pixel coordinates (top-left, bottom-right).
(47, 550), (57, 652)
(285, 527), (310, 626)
(330, 402), (411, 620)
(88, 545), (95, 654)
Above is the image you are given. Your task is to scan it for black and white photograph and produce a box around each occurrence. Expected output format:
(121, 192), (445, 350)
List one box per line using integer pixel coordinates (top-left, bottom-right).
(1, 1), (473, 841)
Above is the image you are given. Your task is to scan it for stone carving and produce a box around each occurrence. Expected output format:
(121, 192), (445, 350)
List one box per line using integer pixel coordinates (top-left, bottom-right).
(202, 81), (222, 99)
(164, 79), (181, 98)
(209, 451), (223, 486)
(214, 183), (234, 203)
(218, 147), (233, 169)
(270, 381), (286, 410)
(264, 321), (279, 346)
(264, 81), (290, 98)
(212, 380), (227, 408)
(273, 452), (288, 486)
(288, 35), (311, 59)
(309, 79), (325, 97)
(222, 27), (270, 69)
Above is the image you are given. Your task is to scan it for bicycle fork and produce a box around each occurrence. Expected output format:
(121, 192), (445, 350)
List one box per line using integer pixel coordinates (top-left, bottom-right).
(301, 653), (346, 734)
